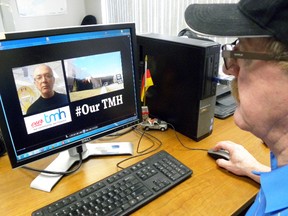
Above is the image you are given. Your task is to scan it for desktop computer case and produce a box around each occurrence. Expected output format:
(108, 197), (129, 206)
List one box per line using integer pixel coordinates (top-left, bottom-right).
(137, 34), (220, 141)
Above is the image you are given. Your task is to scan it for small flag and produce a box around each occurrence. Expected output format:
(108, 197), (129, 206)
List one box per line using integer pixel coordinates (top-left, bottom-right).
(141, 68), (154, 102)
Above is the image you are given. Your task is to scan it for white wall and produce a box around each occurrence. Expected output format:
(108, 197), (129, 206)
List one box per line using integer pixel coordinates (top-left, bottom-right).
(84, 0), (102, 24)
(0, 9), (4, 32)
(0, 0), (88, 32)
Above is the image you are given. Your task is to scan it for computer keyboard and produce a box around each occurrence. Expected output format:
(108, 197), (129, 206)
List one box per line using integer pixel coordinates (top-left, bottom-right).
(32, 150), (192, 216)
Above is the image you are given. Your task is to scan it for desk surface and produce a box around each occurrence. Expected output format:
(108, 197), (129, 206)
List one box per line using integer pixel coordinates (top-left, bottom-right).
(0, 117), (269, 216)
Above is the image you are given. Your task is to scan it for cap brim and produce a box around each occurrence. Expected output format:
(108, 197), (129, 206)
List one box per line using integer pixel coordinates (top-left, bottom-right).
(184, 4), (271, 38)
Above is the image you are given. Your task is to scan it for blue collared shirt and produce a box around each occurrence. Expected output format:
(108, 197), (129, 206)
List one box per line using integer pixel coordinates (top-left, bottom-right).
(246, 152), (288, 215)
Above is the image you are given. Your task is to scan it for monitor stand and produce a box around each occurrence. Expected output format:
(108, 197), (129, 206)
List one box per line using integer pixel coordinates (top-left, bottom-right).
(30, 142), (133, 192)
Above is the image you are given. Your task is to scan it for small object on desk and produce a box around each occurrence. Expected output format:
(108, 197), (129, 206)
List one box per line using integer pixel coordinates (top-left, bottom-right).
(208, 149), (230, 160)
(140, 117), (168, 131)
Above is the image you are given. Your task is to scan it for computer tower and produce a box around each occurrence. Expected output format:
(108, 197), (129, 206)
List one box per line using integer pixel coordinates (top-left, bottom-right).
(137, 34), (220, 141)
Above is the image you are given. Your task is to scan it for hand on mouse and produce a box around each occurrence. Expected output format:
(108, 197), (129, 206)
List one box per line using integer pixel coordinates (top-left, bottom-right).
(213, 141), (270, 183)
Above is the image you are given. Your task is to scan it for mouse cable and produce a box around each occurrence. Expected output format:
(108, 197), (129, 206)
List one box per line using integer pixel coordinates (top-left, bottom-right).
(133, 127), (160, 154)
(167, 123), (208, 152)
(21, 146), (84, 175)
(116, 127), (162, 169)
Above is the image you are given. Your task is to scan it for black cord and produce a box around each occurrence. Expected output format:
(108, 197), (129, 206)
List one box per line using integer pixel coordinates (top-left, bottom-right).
(21, 122), (206, 174)
(21, 146), (84, 175)
(167, 123), (208, 152)
(116, 122), (209, 169)
(116, 127), (162, 169)
(134, 128), (163, 154)
(134, 128), (157, 153)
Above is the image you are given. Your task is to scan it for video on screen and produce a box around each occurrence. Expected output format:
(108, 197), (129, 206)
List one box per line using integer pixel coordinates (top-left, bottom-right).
(65, 51), (124, 102)
(12, 61), (68, 115)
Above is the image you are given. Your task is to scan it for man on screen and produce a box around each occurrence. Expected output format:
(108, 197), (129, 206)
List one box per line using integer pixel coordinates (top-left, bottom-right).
(26, 64), (68, 115)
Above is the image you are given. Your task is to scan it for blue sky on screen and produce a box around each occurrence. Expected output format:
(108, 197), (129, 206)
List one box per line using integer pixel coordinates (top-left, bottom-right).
(73, 51), (122, 79)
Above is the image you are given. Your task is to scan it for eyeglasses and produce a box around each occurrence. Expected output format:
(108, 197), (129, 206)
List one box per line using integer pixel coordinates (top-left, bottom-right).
(34, 73), (54, 82)
(221, 39), (288, 70)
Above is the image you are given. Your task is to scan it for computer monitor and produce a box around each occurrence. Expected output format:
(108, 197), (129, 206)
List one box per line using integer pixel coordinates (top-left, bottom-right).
(0, 23), (142, 191)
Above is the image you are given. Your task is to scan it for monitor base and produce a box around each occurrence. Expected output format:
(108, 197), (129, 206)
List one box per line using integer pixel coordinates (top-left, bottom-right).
(30, 142), (133, 192)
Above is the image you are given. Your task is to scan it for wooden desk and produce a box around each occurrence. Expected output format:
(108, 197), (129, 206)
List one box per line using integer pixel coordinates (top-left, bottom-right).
(0, 117), (269, 216)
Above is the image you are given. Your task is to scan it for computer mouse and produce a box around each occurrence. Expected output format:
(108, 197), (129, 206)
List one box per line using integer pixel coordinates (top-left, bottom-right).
(208, 149), (230, 160)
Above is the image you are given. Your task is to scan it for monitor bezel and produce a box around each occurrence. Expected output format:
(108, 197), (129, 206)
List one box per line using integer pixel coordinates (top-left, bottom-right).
(0, 23), (142, 168)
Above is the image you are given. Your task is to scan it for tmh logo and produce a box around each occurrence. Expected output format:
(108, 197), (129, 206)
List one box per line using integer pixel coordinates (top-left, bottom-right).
(44, 108), (67, 123)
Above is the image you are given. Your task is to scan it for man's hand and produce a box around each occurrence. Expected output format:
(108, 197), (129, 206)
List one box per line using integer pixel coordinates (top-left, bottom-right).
(212, 141), (270, 183)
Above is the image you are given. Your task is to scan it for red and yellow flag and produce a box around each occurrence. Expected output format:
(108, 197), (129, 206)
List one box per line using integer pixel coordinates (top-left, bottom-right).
(141, 69), (153, 102)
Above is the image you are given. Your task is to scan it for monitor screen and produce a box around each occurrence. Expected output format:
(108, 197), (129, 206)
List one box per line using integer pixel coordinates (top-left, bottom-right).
(0, 23), (142, 168)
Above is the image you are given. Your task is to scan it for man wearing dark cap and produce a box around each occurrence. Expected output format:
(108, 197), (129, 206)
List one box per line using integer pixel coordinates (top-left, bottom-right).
(185, 0), (288, 215)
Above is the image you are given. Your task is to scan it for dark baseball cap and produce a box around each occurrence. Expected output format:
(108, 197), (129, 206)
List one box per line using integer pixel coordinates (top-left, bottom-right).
(184, 0), (288, 45)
